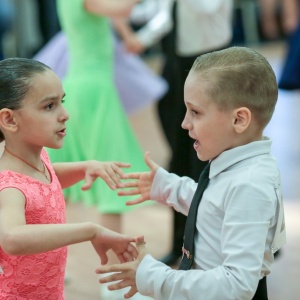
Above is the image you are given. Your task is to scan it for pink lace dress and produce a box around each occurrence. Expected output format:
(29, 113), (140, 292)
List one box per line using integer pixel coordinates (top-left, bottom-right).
(0, 149), (67, 300)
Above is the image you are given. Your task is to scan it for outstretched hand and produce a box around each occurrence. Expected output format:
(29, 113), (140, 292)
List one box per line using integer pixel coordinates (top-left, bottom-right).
(118, 152), (159, 205)
(96, 236), (148, 299)
(91, 226), (139, 265)
(81, 161), (131, 191)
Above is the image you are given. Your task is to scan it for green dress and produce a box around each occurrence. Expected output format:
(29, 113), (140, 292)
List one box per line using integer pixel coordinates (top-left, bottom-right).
(48, 0), (147, 213)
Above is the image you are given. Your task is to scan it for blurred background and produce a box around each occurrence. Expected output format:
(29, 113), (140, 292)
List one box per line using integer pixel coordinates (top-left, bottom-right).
(1, 0), (300, 299)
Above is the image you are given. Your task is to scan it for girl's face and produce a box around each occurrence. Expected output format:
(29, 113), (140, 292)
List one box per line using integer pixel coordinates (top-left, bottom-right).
(14, 69), (69, 149)
(182, 71), (236, 162)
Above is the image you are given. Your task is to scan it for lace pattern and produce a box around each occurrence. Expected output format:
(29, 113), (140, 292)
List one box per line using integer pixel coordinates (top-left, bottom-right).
(0, 149), (67, 299)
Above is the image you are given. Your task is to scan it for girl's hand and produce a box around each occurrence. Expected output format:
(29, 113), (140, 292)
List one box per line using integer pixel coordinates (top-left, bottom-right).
(96, 236), (148, 298)
(81, 161), (131, 191)
(91, 226), (139, 265)
(123, 34), (145, 54)
(118, 152), (159, 205)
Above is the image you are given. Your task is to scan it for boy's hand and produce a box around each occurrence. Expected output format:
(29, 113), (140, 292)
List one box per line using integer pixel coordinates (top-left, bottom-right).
(96, 236), (148, 298)
(81, 161), (131, 191)
(91, 226), (139, 265)
(118, 152), (159, 205)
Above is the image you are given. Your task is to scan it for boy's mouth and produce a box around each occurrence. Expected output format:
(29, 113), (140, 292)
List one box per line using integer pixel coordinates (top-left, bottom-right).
(193, 139), (199, 150)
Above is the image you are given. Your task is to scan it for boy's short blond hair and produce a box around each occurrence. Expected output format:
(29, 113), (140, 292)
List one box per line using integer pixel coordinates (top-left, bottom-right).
(191, 46), (278, 129)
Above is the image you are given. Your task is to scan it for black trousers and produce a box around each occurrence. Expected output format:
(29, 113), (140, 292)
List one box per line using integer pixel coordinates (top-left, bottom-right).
(253, 277), (268, 300)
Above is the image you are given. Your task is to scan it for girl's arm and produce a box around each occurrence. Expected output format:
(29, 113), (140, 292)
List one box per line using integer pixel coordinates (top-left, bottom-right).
(112, 18), (145, 54)
(84, 0), (139, 18)
(53, 160), (130, 190)
(0, 188), (137, 263)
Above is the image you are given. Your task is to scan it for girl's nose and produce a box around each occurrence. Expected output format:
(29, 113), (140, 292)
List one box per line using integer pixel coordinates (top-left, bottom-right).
(60, 106), (69, 122)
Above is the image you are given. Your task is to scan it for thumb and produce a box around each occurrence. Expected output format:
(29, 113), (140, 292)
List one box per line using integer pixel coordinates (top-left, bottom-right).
(144, 152), (159, 172)
(81, 173), (94, 191)
(135, 236), (147, 257)
(99, 252), (108, 265)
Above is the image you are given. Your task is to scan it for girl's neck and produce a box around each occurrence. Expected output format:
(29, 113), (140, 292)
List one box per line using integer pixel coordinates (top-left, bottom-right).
(0, 145), (49, 182)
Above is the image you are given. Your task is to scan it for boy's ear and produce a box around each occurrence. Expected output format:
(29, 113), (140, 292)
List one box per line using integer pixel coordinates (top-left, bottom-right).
(232, 107), (251, 133)
(0, 109), (18, 133)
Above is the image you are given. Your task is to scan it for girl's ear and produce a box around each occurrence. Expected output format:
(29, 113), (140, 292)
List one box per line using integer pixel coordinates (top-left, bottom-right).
(0, 109), (18, 133)
(232, 107), (251, 133)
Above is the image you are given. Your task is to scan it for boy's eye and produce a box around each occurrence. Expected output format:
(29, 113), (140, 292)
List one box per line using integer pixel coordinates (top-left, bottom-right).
(191, 109), (199, 115)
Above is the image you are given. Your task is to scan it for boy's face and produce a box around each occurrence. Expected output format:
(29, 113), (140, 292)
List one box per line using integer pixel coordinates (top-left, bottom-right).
(182, 71), (236, 161)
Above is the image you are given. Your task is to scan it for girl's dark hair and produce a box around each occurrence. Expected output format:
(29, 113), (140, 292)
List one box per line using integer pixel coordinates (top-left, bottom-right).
(0, 58), (51, 142)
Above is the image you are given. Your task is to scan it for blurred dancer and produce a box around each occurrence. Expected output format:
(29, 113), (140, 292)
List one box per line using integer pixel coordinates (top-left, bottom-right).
(46, 1), (152, 299)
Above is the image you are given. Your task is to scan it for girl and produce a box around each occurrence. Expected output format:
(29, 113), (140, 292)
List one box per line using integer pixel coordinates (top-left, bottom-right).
(0, 57), (138, 299)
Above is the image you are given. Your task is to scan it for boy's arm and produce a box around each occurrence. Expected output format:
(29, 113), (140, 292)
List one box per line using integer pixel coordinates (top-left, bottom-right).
(53, 160), (130, 190)
(150, 168), (197, 215)
(118, 152), (197, 215)
(97, 181), (279, 299)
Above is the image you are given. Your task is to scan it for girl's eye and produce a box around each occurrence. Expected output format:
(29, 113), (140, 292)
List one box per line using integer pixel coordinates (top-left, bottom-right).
(45, 103), (54, 110)
(191, 109), (199, 115)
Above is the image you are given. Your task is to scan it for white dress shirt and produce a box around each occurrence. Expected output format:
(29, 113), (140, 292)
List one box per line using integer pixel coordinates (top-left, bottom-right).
(136, 137), (286, 300)
(135, 0), (233, 56)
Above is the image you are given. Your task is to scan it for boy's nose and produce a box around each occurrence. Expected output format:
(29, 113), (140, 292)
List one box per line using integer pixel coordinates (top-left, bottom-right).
(181, 113), (190, 130)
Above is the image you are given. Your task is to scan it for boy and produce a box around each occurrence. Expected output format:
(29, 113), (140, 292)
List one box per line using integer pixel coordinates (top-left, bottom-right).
(96, 46), (286, 300)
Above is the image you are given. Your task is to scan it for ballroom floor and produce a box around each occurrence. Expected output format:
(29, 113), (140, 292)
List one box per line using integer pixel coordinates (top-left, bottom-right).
(63, 41), (300, 300)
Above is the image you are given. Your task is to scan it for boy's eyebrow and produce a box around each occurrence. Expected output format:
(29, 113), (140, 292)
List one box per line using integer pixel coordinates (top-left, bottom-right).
(185, 100), (200, 108)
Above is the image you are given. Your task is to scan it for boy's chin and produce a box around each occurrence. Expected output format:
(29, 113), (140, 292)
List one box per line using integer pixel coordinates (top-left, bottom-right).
(196, 152), (211, 162)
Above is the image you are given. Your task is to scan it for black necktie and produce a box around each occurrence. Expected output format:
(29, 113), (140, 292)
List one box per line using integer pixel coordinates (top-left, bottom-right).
(179, 163), (211, 270)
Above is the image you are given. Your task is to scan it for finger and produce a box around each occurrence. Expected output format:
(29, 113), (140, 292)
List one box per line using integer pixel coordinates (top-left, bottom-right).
(135, 236), (145, 245)
(118, 181), (139, 189)
(99, 272), (123, 284)
(105, 167), (124, 188)
(135, 236), (147, 256)
(121, 172), (142, 180)
(99, 253), (108, 265)
(81, 174), (94, 191)
(107, 280), (131, 292)
(97, 263), (127, 276)
(118, 245), (137, 262)
(127, 243), (139, 258)
(118, 188), (140, 196)
(144, 151), (159, 171)
(125, 197), (146, 206)
(124, 287), (139, 299)
(114, 162), (131, 168)
(120, 251), (134, 263)
(117, 253), (127, 264)
(96, 264), (115, 274)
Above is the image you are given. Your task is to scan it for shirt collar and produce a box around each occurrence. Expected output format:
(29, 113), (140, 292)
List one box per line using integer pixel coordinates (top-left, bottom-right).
(209, 136), (272, 178)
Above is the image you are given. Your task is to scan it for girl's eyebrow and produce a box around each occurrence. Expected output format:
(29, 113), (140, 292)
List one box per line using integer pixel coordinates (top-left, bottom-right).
(41, 93), (66, 102)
